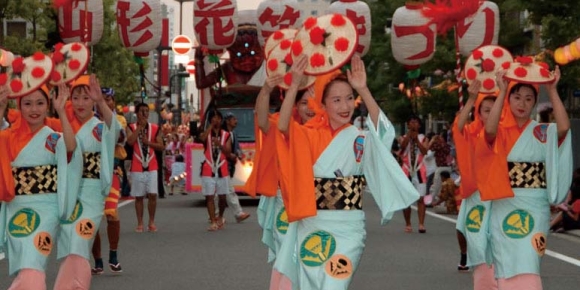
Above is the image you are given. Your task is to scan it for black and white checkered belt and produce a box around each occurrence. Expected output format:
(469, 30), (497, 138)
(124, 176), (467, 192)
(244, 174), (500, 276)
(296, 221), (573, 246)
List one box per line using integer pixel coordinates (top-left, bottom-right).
(12, 164), (57, 195)
(314, 175), (366, 210)
(83, 152), (101, 179)
(508, 162), (546, 189)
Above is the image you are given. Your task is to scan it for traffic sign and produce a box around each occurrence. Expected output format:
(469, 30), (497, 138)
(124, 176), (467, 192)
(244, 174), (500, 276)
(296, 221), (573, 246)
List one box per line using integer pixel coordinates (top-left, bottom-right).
(172, 35), (192, 55)
(186, 60), (196, 74)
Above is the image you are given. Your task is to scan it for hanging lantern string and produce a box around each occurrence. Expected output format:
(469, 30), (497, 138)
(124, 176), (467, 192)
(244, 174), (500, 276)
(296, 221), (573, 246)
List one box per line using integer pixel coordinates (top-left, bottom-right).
(454, 25), (464, 111)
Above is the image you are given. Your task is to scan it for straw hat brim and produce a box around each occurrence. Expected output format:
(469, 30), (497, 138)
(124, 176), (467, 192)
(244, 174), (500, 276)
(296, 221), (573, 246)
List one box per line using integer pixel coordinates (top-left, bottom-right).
(464, 45), (513, 94)
(264, 28), (298, 59)
(265, 41), (315, 90)
(1, 53), (54, 99)
(49, 42), (90, 86)
(504, 62), (555, 84)
(291, 14), (358, 76)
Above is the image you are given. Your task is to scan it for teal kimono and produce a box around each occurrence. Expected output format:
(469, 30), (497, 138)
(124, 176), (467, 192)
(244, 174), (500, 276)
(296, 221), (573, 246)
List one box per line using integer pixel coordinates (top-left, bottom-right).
(57, 115), (119, 260)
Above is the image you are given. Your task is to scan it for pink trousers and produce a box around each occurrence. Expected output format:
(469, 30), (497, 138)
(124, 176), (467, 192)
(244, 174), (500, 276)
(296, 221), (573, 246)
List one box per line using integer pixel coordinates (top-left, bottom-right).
(269, 268), (292, 290)
(497, 274), (542, 290)
(8, 269), (46, 290)
(53, 255), (92, 290)
(473, 264), (498, 290)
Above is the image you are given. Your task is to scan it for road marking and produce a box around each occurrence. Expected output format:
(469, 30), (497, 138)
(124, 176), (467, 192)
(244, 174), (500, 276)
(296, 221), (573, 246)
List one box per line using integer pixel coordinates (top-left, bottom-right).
(420, 206), (580, 268)
(0, 199), (135, 261)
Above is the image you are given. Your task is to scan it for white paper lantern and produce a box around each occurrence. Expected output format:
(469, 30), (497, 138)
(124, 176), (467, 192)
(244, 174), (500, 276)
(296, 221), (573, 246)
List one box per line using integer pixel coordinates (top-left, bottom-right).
(457, 1), (500, 57)
(116, 0), (162, 56)
(58, 0), (104, 45)
(391, 3), (437, 67)
(326, 0), (371, 56)
(194, 0), (238, 54)
(256, 0), (304, 47)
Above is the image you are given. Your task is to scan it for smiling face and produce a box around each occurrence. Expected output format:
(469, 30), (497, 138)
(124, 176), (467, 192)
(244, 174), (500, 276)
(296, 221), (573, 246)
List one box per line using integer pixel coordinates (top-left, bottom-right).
(322, 80), (355, 130)
(20, 90), (48, 132)
(508, 84), (537, 122)
(478, 98), (495, 124)
(296, 92), (315, 124)
(71, 85), (95, 122)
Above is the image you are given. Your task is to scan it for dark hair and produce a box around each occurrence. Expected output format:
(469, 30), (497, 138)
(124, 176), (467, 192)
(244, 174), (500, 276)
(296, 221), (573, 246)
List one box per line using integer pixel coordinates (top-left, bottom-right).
(175, 154), (184, 162)
(539, 107), (553, 123)
(440, 171), (451, 179)
(135, 102), (149, 112)
(407, 114), (422, 124)
(295, 89), (308, 104)
(508, 83), (538, 103)
(207, 109), (223, 121)
(321, 74), (349, 104)
(477, 95), (496, 115)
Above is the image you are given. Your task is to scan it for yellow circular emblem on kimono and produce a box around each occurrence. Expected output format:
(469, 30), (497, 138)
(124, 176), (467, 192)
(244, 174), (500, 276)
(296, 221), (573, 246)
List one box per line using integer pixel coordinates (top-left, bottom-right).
(76, 218), (96, 240)
(531, 233), (547, 256)
(502, 209), (534, 239)
(325, 254), (353, 279)
(9, 208), (40, 238)
(300, 231), (336, 267)
(466, 205), (486, 233)
(34, 231), (53, 256)
(276, 208), (289, 234)
(61, 201), (83, 224)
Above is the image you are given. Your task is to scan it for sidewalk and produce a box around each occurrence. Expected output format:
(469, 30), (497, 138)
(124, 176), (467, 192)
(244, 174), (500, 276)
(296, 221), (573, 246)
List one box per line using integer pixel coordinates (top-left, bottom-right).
(567, 229), (580, 238)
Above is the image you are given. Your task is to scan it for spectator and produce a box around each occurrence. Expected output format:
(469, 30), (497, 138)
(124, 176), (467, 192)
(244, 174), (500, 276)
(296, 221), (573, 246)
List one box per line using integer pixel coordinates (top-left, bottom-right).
(433, 171), (458, 214)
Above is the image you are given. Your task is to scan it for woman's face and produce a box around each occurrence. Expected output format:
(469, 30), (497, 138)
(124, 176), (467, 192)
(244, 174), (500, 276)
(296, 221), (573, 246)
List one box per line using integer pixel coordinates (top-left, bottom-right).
(20, 90), (48, 131)
(71, 86), (95, 122)
(296, 95), (315, 124)
(509, 86), (536, 121)
(322, 81), (355, 130)
(478, 99), (495, 123)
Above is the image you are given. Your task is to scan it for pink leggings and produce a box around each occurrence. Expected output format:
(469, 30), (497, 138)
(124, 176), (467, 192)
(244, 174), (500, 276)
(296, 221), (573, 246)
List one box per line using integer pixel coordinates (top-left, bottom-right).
(269, 268), (292, 290)
(497, 274), (542, 290)
(473, 264), (498, 290)
(8, 269), (46, 290)
(53, 255), (92, 290)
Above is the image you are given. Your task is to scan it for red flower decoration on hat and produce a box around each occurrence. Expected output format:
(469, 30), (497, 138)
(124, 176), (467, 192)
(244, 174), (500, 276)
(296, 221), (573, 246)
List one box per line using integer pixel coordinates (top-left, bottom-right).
(331, 14), (346, 27)
(481, 59), (495, 72)
(304, 17), (317, 30)
(291, 41), (303, 56)
(11, 57), (25, 74)
(273, 31), (284, 40)
(52, 51), (65, 64)
(538, 62), (549, 70)
(514, 67), (528, 78)
(68, 59), (81, 70)
(267, 59), (278, 71)
(472, 50), (483, 60)
(51, 71), (62, 82)
(10, 79), (23, 92)
(71, 43), (82, 52)
(33, 52), (45, 61)
(540, 68), (551, 78)
(309, 27), (326, 45)
(31, 67), (45, 79)
(334, 37), (350, 52)
(515, 56), (533, 65)
(466, 68), (477, 79)
(0, 73), (7, 85)
(280, 39), (292, 50)
(502, 61), (511, 69)
(492, 48), (504, 58)
(55, 43), (64, 52)
(284, 73), (293, 86)
(482, 79), (495, 90)
(284, 53), (293, 66)
(310, 53), (325, 67)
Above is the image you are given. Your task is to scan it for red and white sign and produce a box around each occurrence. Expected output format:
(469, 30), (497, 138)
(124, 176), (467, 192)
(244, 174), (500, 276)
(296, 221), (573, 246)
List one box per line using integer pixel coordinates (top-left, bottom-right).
(117, 0), (162, 56)
(457, 1), (500, 57)
(391, 3), (437, 68)
(186, 60), (196, 74)
(172, 35), (193, 55)
(257, 0), (303, 47)
(58, 0), (104, 45)
(194, 0), (238, 54)
(327, 0), (372, 56)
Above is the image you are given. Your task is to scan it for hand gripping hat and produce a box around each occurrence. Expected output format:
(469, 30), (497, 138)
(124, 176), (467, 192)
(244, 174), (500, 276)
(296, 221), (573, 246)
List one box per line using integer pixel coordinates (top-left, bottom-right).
(49, 42), (90, 85)
(264, 28), (298, 58)
(290, 14), (358, 75)
(464, 45), (513, 94)
(266, 39), (316, 90)
(0, 52), (54, 99)
(504, 56), (555, 84)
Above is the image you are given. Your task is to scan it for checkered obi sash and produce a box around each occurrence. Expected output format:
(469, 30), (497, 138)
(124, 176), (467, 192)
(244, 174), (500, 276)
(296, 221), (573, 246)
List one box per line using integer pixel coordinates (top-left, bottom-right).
(508, 162), (546, 189)
(12, 164), (57, 195)
(314, 175), (366, 210)
(83, 152), (101, 179)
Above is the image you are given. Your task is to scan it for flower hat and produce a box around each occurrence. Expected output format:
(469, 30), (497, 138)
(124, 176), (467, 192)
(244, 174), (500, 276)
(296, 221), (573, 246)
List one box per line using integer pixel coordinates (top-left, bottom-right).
(0, 52), (54, 99)
(264, 28), (298, 59)
(464, 45), (513, 93)
(290, 14), (358, 75)
(504, 56), (554, 84)
(49, 42), (90, 85)
(265, 39), (316, 90)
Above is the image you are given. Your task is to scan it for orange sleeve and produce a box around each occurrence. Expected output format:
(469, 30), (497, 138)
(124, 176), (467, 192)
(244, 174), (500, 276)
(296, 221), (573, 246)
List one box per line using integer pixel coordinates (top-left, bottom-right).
(452, 119), (477, 198)
(0, 131), (15, 202)
(244, 116), (279, 197)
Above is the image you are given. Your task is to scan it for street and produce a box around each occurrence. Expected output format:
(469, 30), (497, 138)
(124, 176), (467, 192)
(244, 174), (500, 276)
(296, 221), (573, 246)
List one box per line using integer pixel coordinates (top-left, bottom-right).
(2, 193), (580, 289)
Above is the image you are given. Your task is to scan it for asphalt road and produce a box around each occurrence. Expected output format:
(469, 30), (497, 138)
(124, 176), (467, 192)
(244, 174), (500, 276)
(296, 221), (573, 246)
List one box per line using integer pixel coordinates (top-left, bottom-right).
(1, 193), (580, 290)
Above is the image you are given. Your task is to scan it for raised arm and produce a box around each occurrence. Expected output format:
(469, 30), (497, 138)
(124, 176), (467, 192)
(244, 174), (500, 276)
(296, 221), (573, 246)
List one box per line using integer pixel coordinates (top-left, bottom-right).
(544, 66), (570, 139)
(0, 85), (7, 125)
(256, 74), (283, 134)
(456, 80), (481, 133)
(278, 54), (308, 135)
(347, 55), (378, 128)
(89, 74), (113, 129)
(484, 70), (508, 143)
(54, 84), (76, 152)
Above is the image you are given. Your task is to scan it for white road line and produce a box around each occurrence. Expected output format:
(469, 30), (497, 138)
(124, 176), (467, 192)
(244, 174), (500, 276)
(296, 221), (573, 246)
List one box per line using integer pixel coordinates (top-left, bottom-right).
(0, 199), (135, 261)
(417, 206), (580, 268)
